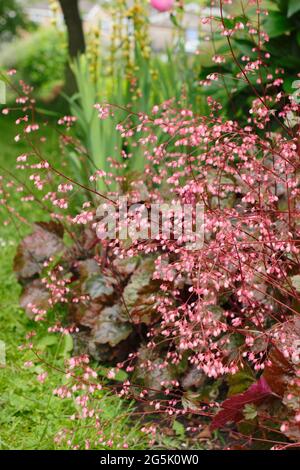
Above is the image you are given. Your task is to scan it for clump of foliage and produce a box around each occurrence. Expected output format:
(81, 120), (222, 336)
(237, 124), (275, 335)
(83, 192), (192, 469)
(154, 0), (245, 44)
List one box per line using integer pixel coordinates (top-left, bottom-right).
(1, 0), (300, 450)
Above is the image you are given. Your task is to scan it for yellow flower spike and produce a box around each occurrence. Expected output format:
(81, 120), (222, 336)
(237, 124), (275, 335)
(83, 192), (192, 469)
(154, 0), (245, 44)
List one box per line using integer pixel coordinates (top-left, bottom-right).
(48, 0), (60, 28)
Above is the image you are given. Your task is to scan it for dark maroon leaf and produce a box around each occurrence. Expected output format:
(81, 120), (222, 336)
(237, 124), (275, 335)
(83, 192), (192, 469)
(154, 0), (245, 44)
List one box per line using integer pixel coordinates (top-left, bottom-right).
(211, 377), (272, 430)
(35, 221), (64, 238)
(91, 304), (131, 347)
(263, 348), (294, 397)
(112, 257), (138, 280)
(263, 318), (299, 397)
(134, 345), (173, 393)
(123, 258), (159, 325)
(19, 279), (50, 319)
(14, 222), (64, 280)
(84, 274), (117, 301)
(182, 366), (205, 390)
(71, 300), (102, 329)
(76, 258), (101, 280)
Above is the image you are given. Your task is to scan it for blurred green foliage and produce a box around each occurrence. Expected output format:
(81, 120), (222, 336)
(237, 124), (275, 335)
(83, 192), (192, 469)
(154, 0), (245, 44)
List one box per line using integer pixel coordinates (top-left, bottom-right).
(0, 27), (67, 101)
(0, 0), (30, 41)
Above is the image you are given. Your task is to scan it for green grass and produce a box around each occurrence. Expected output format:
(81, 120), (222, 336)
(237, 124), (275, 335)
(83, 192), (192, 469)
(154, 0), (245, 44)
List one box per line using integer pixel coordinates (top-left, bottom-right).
(0, 231), (151, 450)
(0, 241), (71, 450)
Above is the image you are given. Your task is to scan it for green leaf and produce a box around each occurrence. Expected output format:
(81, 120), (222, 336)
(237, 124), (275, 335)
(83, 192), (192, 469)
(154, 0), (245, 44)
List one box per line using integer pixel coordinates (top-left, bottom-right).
(181, 390), (202, 411)
(36, 335), (58, 350)
(228, 367), (254, 396)
(58, 334), (73, 358)
(113, 369), (128, 382)
(264, 12), (292, 38)
(172, 420), (185, 438)
(170, 13), (182, 29)
(288, 0), (300, 17)
(243, 404), (258, 420)
(221, 15), (247, 30)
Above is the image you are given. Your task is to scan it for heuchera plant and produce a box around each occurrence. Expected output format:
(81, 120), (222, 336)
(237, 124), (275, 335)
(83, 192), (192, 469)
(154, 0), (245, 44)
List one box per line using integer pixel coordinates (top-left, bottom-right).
(1, 0), (300, 450)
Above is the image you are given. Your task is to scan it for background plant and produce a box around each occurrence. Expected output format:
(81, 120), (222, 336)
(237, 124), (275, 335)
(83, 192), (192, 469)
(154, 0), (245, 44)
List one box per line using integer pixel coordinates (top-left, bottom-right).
(65, 0), (204, 189)
(0, 0), (30, 42)
(199, 0), (300, 120)
(0, 27), (67, 102)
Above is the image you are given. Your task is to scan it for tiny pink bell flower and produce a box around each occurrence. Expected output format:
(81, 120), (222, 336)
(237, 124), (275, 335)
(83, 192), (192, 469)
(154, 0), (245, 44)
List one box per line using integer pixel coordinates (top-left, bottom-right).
(150, 0), (175, 13)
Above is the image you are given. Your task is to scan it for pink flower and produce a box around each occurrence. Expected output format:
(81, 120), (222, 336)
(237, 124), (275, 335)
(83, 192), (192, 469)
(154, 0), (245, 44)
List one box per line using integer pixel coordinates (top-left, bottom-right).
(150, 0), (174, 13)
(37, 372), (48, 383)
(107, 369), (116, 379)
(212, 54), (226, 64)
(24, 361), (33, 368)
